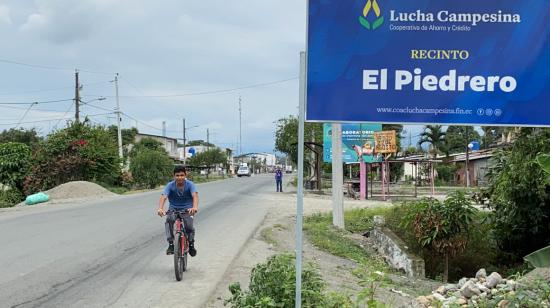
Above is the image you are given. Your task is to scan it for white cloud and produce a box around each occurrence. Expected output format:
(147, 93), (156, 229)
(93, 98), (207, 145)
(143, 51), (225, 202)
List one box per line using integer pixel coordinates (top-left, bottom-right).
(0, 5), (13, 25)
(1, 0), (306, 153)
(19, 13), (45, 31)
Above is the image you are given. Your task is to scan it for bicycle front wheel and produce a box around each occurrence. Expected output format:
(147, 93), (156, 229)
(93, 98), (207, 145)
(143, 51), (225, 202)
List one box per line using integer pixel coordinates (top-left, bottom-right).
(174, 234), (184, 281)
(181, 234), (188, 272)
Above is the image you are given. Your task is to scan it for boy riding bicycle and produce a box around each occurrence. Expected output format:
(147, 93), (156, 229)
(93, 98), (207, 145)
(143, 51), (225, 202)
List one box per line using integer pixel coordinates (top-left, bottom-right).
(157, 165), (198, 257)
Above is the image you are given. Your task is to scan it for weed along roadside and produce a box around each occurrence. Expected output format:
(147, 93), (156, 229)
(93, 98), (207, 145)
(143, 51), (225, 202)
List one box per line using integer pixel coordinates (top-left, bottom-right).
(213, 182), (550, 308)
(210, 192), (434, 308)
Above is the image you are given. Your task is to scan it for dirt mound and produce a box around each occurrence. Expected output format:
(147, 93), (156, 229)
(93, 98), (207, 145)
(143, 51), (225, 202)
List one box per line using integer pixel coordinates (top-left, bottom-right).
(45, 181), (116, 200)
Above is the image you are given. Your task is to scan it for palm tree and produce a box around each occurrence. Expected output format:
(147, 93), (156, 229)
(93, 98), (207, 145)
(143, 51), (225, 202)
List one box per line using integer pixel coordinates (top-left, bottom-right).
(418, 125), (447, 158)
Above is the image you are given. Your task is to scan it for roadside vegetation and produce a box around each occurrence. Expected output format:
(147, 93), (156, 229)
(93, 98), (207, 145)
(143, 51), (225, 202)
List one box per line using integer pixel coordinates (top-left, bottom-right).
(225, 253), (388, 308)
(0, 121), (231, 207)
(233, 123), (549, 307)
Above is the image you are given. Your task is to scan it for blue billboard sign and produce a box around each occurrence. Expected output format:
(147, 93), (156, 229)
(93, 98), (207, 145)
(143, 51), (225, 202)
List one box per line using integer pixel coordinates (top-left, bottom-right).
(307, 0), (550, 126)
(323, 123), (383, 163)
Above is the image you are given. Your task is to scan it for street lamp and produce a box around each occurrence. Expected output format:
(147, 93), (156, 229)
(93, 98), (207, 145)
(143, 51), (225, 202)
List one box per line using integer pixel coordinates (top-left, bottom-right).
(80, 97), (106, 105)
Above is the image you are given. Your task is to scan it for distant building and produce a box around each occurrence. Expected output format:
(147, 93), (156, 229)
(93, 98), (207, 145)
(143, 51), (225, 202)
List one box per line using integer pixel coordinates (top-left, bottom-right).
(178, 145), (210, 160)
(449, 149), (495, 186)
(234, 152), (277, 173)
(133, 133), (180, 161)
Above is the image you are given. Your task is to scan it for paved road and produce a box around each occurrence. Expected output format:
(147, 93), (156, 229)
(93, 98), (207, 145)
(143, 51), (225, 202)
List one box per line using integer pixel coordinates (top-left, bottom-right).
(0, 174), (276, 308)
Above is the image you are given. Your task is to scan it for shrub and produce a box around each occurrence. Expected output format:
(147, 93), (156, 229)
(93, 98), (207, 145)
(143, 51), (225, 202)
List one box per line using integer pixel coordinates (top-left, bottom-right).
(435, 163), (458, 184)
(0, 142), (31, 192)
(399, 192), (477, 282)
(387, 205), (498, 281)
(130, 149), (172, 189)
(225, 253), (327, 308)
(23, 122), (121, 194)
(0, 189), (23, 208)
(485, 128), (550, 258)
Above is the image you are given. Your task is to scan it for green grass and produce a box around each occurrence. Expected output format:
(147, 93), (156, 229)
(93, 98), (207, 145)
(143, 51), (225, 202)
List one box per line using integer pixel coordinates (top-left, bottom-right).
(189, 175), (226, 184)
(260, 227), (279, 247)
(304, 208), (392, 268)
(304, 218), (371, 264)
(344, 207), (393, 233)
(273, 223), (288, 230)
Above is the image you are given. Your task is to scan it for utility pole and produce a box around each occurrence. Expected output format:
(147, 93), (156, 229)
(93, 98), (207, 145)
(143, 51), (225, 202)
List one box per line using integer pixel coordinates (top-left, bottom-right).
(114, 74), (123, 163)
(239, 96), (242, 155)
(465, 126), (470, 187)
(74, 70), (80, 122)
(183, 118), (186, 164)
(207, 128), (210, 150)
(162, 121), (166, 137)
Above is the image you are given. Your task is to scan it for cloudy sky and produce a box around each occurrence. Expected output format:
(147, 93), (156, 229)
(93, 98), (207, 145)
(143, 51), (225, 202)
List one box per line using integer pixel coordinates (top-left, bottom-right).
(0, 0), (425, 153)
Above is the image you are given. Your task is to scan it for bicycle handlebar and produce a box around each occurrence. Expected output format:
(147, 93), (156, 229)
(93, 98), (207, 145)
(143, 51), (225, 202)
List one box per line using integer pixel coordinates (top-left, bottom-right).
(167, 209), (191, 215)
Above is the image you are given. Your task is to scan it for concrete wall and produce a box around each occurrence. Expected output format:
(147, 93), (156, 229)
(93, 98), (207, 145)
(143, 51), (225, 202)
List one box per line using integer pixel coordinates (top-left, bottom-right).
(370, 216), (425, 279)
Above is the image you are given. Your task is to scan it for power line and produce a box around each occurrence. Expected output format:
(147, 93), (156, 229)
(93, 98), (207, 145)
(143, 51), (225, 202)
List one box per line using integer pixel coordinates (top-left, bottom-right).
(0, 58), (114, 75)
(53, 103), (74, 130)
(0, 98), (73, 105)
(0, 81), (110, 96)
(0, 103), (73, 113)
(86, 77), (299, 99)
(120, 112), (162, 131)
(81, 102), (114, 113)
(15, 102), (37, 127)
(0, 112), (113, 126)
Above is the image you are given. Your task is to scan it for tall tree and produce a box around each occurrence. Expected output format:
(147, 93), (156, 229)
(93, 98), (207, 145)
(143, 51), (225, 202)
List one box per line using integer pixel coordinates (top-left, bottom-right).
(107, 126), (138, 146)
(418, 125), (447, 158)
(129, 137), (165, 158)
(187, 148), (227, 177)
(480, 126), (503, 149)
(274, 115), (322, 166)
(187, 140), (215, 147)
(445, 126), (481, 154)
(382, 124), (404, 181)
(0, 128), (41, 148)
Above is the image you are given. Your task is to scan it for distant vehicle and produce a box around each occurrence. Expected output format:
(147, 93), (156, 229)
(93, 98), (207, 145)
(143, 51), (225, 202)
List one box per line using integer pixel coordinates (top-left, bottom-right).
(285, 165), (293, 174)
(237, 166), (251, 177)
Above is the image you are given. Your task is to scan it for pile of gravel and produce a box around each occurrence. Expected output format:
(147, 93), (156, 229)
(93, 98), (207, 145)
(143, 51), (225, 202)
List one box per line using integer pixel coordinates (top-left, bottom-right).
(44, 181), (116, 200)
(16, 181), (117, 206)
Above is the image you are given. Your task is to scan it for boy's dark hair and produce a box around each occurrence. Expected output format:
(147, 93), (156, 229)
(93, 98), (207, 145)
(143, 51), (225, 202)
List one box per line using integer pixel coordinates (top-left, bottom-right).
(174, 165), (187, 174)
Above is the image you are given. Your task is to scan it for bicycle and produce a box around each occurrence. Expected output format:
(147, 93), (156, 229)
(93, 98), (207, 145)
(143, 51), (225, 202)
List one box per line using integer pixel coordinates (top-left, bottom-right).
(171, 210), (190, 281)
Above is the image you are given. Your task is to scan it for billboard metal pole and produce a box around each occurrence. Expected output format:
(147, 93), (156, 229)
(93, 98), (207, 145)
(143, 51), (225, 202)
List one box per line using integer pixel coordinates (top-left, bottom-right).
(295, 51), (307, 308)
(331, 123), (344, 228)
(360, 159), (366, 200)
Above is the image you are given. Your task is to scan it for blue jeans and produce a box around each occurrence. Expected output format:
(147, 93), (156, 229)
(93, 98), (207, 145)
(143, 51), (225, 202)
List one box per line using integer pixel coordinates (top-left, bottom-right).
(276, 179), (283, 192)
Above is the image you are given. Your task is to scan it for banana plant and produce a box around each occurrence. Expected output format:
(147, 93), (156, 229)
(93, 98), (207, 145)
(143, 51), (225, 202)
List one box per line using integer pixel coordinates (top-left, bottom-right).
(524, 154), (550, 267)
(537, 154), (550, 176)
(524, 246), (550, 268)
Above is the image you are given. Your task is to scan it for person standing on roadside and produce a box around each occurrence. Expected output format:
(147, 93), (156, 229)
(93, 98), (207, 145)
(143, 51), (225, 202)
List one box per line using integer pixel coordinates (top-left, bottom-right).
(275, 168), (283, 192)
